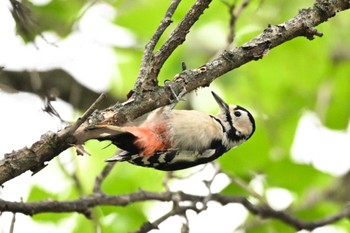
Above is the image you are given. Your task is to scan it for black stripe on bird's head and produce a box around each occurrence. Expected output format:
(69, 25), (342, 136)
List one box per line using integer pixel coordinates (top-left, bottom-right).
(234, 105), (255, 140)
(211, 91), (256, 141)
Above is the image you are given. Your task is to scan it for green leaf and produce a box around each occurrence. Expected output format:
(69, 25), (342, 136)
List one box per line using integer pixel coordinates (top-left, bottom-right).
(218, 120), (271, 175)
(78, 139), (165, 197)
(27, 185), (58, 202)
(73, 140), (122, 195)
(221, 174), (255, 196)
(102, 162), (165, 195)
(71, 214), (95, 233)
(324, 63), (350, 129)
(31, 0), (85, 37)
(26, 185), (71, 222)
(265, 159), (333, 197)
(114, 1), (171, 41)
(111, 48), (143, 95)
(243, 218), (295, 233)
(295, 201), (341, 221)
(99, 204), (147, 233)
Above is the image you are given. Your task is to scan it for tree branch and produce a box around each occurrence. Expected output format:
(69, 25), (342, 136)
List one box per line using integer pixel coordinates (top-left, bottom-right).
(167, 0), (349, 96)
(222, 0), (251, 47)
(0, 0), (349, 187)
(151, 0), (212, 78)
(1, 190), (350, 231)
(92, 162), (116, 193)
(0, 94), (105, 185)
(134, 204), (191, 233)
(133, 0), (212, 92)
(134, 0), (182, 91)
(0, 69), (117, 111)
(92, 0), (350, 129)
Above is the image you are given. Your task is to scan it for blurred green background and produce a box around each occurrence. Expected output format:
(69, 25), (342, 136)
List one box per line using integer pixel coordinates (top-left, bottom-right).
(4, 0), (350, 232)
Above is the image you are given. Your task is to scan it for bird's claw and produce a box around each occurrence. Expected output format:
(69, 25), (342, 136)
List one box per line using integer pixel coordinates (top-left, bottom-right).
(164, 80), (187, 108)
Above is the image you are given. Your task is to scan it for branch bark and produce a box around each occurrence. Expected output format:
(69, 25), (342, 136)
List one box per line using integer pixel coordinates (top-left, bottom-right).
(134, 0), (183, 91)
(1, 190), (350, 231)
(0, 94), (105, 184)
(0, 0), (349, 193)
(133, 0), (212, 93)
(0, 69), (118, 110)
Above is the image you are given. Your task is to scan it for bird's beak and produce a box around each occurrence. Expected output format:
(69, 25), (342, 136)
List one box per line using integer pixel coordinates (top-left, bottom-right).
(211, 91), (229, 113)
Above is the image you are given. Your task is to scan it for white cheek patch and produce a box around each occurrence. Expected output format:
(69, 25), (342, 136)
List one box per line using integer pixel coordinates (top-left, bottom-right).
(233, 111), (253, 137)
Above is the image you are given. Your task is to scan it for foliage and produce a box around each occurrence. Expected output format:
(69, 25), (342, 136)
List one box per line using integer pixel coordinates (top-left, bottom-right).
(5, 0), (350, 232)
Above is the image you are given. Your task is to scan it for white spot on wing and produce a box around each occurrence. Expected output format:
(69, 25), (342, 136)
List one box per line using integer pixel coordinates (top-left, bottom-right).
(167, 149), (216, 164)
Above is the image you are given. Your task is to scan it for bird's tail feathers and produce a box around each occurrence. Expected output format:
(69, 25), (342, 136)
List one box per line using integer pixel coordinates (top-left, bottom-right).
(105, 150), (130, 162)
(83, 124), (129, 140)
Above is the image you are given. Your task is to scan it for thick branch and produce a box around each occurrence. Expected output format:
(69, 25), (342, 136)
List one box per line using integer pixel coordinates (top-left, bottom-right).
(1, 191), (350, 231)
(0, 69), (117, 110)
(166, 0), (350, 96)
(1, 0), (349, 185)
(213, 194), (350, 231)
(0, 94), (105, 185)
(80, 0), (350, 128)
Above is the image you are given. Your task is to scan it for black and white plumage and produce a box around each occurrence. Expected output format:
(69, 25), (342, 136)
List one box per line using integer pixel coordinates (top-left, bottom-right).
(93, 91), (255, 171)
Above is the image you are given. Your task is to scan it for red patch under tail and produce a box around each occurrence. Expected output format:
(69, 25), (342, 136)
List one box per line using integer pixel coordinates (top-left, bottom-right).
(124, 124), (170, 157)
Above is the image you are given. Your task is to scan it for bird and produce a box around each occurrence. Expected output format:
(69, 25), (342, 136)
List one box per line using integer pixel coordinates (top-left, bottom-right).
(92, 91), (255, 171)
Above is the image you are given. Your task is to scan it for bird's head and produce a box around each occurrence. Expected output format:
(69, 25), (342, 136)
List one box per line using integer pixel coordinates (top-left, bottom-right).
(212, 91), (255, 142)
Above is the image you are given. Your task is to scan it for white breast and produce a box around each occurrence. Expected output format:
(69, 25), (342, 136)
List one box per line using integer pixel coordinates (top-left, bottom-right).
(168, 110), (223, 152)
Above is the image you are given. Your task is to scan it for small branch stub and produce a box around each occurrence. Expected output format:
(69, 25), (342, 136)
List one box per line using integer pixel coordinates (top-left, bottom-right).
(304, 23), (324, 40)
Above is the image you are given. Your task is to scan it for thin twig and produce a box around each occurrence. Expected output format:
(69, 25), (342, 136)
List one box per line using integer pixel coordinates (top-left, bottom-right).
(145, 0), (182, 54)
(56, 157), (84, 196)
(9, 213), (16, 233)
(162, 171), (174, 192)
(203, 163), (221, 192)
(181, 213), (190, 233)
(134, 0), (213, 92)
(135, 0), (182, 91)
(62, 93), (106, 135)
(228, 173), (268, 205)
(222, 0), (251, 47)
(93, 162), (116, 193)
(154, 0), (212, 68)
(134, 208), (179, 233)
(134, 202), (198, 233)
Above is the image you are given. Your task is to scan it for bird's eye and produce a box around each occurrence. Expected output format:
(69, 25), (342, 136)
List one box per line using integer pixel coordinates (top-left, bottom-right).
(234, 111), (241, 117)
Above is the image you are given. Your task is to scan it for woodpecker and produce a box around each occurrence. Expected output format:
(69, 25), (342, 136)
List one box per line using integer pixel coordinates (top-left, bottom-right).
(93, 91), (255, 171)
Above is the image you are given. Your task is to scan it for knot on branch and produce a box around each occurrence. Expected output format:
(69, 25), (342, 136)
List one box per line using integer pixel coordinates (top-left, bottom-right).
(221, 50), (236, 62)
(241, 40), (272, 60)
(264, 24), (285, 37)
(303, 23), (323, 40)
(314, 0), (337, 20)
